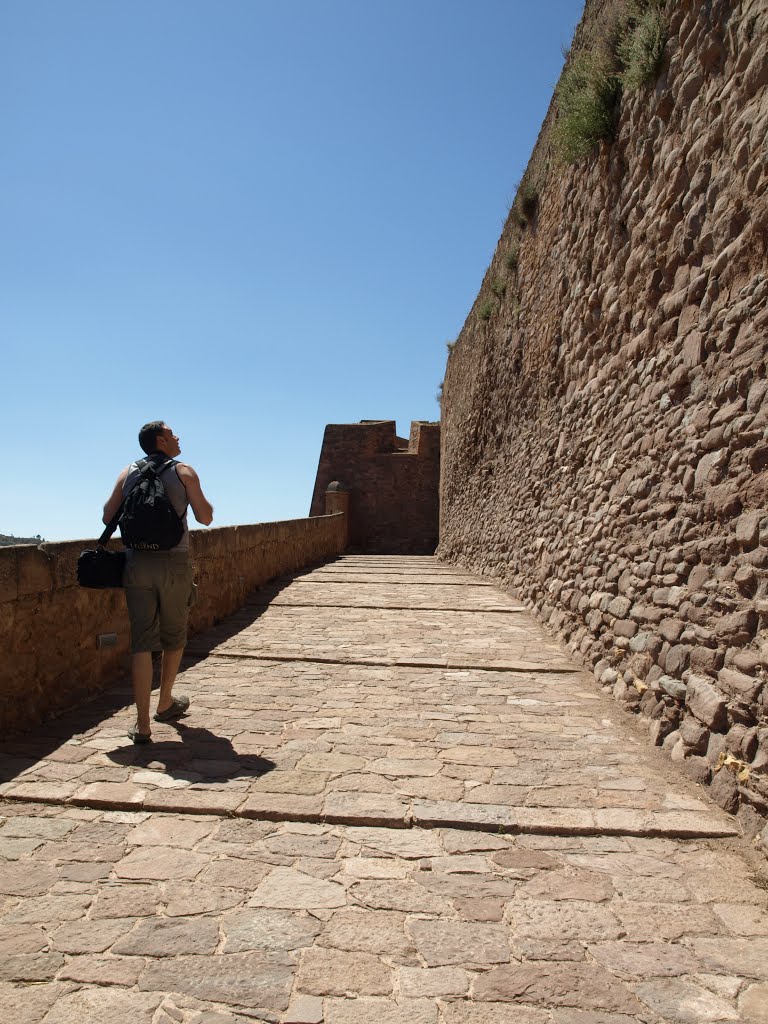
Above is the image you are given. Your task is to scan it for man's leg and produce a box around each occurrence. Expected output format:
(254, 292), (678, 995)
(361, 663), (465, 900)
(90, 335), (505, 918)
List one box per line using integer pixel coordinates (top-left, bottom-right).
(157, 648), (185, 714)
(132, 651), (154, 734)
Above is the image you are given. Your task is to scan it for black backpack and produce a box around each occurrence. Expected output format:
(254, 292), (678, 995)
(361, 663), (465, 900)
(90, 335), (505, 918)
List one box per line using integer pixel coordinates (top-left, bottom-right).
(119, 456), (185, 551)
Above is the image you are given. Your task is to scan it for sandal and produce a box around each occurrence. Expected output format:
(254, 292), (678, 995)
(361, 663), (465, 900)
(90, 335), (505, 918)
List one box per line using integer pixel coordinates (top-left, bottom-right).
(153, 695), (190, 722)
(128, 724), (152, 745)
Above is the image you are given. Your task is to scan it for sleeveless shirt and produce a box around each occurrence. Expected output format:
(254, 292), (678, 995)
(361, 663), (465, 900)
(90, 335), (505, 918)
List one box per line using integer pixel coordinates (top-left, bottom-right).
(122, 458), (190, 551)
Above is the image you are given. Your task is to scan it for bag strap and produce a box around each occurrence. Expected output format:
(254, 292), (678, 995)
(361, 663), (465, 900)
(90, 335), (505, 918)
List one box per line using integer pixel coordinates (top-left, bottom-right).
(97, 457), (176, 547)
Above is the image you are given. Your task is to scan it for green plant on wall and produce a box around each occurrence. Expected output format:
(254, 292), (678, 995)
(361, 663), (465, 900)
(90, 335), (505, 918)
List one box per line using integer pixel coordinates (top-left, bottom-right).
(478, 298), (496, 321)
(553, 47), (620, 163)
(506, 244), (519, 272)
(553, 0), (666, 164)
(490, 277), (506, 299)
(618, 0), (667, 92)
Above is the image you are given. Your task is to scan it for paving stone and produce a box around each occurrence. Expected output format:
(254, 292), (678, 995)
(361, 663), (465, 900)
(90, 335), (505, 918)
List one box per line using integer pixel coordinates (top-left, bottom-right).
(283, 994), (324, 1024)
(72, 782), (146, 808)
(115, 845), (210, 880)
(634, 978), (739, 1022)
(473, 962), (644, 1013)
(323, 791), (410, 825)
(296, 946), (392, 995)
(0, 863), (58, 896)
(407, 919), (510, 966)
(0, 952), (65, 982)
(518, 869), (614, 901)
(0, 816), (76, 839)
(50, 918), (133, 953)
(349, 879), (451, 914)
(439, 1005), (550, 1024)
(507, 899), (624, 941)
(296, 753), (365, 773)
(712, 902), (768, 936)
(113, 915), (220, 956)
(57, 954), (144, 985)
(613, 900), (719, 940)
(139, 952), (294, 1009)
(252, 770), (329, 795)
(90, 883), (161, 918)
(249, 867), (347, 909)
(491, 847), (558, 870)
(588, 940), (700, 977)
(453, 897), (506, 921)
(324, 997), (438, 1024)
(163, 880), (244, 921)
(239, 792), (324, 821)
(318, 908), (413, 956)
(262, 832), (341, 859)
(399, 965), (471, 996)
(349, 826), (443, 858)
(142, 790), (244, 814)
(221, 909), (322, 952)
(2, 893), (92, 924)
(687, 937), (768, 978)
(341, 857), (410, 879)
(740, 982), (768, 1022)
(0, 981), (64, 1024)
(198, 857), (272, 890)
(126, 816), (216, 848)
(0, 923), (47, 953)
(42, 987), (162, 1023)
(0, 837), (44, 859)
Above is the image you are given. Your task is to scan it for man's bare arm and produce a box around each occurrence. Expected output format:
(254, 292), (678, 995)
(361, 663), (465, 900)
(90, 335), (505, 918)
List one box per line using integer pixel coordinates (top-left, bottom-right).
(103, 468), (130, 525)
(177, 464), (214, 526)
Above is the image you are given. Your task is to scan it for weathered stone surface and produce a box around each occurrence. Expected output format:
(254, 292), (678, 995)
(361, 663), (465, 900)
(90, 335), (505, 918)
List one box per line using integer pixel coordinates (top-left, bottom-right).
(296, 946), (392, 995)
(473, 962), (642, 1013)
(40, 988), (162, 1024)
(198, 858), (272, 890)
(126, 816), (216, 848)
(507, 899), (624, 941)
(739, 982), (768, 1023)
(112, 916), (220, 956)
(324, 997), (438, 1024)
(400, 966), (470, 996)
(349, 879), (451, 914)
(114, 845), (209, 880)
(588, 940), (700, 977)
(0, 863), (58, 896)
(685, 676), (727, 731)
(634, 978), (739, 1023)
(57, 954), (144, 986)
(139, 952), (294, 1009)
(0, 923), (47, 953)
(688, 937), (768, 979)
(0, 952), (65, 982)
(318, 908), (412, 956)
(249, 867), (347, 909)
(221, 909), (322, 952)
(440, 1005), (549, 1024)
(0, 981), (65, 1024)
(50, 919), (131, 953)
(90, 883), (160, 918)
(407, 919), (510, 966)
(283, 995), (325, 1024)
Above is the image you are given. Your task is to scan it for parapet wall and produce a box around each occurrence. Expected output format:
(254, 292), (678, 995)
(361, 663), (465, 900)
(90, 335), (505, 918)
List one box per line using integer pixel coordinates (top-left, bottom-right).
(439, 0), (768, 840)
(0, 514), (346, 734)
(310, 419), (440, 553)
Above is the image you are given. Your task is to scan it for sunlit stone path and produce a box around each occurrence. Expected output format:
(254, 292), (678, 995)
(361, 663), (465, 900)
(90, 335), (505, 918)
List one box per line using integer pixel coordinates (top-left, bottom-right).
(1, 556), (767, 1023)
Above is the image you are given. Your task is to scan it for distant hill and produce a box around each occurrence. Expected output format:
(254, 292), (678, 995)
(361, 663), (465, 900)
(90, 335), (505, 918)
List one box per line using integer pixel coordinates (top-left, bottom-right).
(0, 533), (45, 547)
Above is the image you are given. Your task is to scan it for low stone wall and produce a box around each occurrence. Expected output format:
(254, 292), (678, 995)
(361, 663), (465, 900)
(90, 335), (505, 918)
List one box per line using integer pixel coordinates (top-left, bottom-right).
(0, 514), (346, 734)
(439, 0), (768, 844)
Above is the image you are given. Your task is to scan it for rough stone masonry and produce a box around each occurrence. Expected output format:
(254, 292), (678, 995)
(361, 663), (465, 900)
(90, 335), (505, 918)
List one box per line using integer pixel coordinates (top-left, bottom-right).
(439, 0), (768, 847)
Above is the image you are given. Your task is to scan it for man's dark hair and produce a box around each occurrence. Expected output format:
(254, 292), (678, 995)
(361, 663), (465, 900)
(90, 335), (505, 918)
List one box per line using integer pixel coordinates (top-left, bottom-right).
(138, 421), (167, 454)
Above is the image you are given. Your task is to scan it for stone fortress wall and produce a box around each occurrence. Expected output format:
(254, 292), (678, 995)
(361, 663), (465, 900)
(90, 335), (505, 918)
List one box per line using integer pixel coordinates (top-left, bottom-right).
(310, 420), (440, 554)
(439, 0), (768, 838)
(0, 515), (346, 734)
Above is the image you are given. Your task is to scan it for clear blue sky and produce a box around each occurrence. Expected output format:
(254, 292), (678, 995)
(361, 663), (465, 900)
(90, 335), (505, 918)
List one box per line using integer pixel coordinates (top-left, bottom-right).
(1, 0), (584, 542)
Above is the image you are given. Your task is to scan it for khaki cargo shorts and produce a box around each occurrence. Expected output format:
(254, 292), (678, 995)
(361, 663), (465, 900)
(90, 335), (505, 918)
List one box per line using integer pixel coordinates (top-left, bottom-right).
(123, 550), (195, 653)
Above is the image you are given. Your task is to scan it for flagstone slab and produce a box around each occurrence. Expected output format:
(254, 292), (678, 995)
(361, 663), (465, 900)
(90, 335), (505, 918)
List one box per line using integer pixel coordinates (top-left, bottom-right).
(221, 908), (322, 952)
(249, 867), (347, 910)
(114, 845), (210, 880)
(296, 946), (393, 995)
(139, 952), (295, 1009)
(407, 919), (510, 966)
(41, 988), (162, 1024)
(0, 981), (66, 1024)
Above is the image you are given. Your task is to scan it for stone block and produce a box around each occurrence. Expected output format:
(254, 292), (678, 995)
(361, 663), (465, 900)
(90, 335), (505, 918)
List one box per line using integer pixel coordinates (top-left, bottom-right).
(718, 667), (762, 702)
(686, 675), (727, 730)
(736, 512), (761, 549)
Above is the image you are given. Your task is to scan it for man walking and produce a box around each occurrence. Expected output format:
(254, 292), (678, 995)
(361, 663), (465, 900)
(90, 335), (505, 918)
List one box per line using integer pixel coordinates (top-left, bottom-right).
(102, 421), (214, 743)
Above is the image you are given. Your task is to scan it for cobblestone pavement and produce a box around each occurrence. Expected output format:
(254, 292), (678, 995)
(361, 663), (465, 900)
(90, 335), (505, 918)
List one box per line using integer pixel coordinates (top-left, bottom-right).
(2, 556), (767, 1023)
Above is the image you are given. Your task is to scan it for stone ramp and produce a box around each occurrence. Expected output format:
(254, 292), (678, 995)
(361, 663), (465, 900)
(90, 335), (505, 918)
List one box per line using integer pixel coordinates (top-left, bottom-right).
(2, 555), (768, 1022)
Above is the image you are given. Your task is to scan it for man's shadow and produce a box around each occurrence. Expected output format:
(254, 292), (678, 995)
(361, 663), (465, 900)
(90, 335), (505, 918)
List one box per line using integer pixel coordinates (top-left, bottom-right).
(107, 719), (276, 785)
